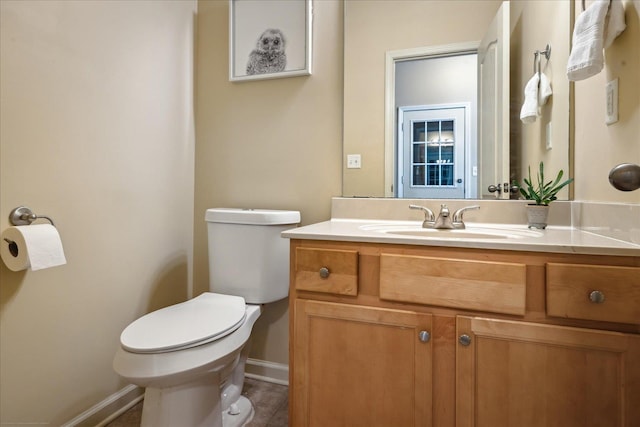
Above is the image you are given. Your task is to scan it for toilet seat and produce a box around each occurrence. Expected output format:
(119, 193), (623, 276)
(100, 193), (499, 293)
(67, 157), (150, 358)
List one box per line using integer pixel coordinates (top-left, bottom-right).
(120, 293), (246, 354)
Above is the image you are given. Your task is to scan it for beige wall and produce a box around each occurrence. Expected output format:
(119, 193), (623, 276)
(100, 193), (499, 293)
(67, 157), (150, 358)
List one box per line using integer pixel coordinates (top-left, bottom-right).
(194, 0), (343, 365)
(0, 1), (196, 425)
(574, 0), (640, 203)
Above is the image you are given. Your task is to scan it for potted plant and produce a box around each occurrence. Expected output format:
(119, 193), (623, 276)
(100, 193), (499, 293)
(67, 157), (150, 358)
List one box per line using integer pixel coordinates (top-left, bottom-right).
(519, 161), (573, 229)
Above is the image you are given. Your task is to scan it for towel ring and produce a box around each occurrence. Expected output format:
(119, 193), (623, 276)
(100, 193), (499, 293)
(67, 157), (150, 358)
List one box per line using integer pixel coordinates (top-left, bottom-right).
(533, 44), (551, 79)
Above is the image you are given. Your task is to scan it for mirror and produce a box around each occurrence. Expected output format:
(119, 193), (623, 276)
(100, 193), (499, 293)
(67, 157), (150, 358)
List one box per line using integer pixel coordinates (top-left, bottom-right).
(343, 0), (572, 200)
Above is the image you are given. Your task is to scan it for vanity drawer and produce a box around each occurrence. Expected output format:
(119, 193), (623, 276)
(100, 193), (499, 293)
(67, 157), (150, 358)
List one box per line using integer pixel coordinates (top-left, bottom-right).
(379, 253), (526, 315)
(294, 247), (358, 295)
(546, 263), (640, 324)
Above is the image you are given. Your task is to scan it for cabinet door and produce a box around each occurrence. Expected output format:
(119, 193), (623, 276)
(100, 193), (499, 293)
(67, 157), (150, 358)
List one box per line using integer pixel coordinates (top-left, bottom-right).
(292, 299), (433, 427)
(456, 316), (640, 427)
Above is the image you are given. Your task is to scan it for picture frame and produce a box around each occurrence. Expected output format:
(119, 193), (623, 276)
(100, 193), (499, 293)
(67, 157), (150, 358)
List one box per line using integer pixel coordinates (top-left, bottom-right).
(229, 0), (312, 82)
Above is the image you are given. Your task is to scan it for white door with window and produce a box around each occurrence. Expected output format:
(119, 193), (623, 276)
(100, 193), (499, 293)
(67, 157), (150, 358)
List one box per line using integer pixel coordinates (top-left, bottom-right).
(399, 106), (466, 199)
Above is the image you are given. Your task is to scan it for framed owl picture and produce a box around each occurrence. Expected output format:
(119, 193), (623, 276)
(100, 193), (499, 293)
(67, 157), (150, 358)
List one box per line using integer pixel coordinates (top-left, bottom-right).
(229, 0), (312, 82)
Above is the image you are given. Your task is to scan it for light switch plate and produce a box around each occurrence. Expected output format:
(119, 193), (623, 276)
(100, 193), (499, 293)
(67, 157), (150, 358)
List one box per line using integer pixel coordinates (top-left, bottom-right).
(605, 78), (619, 125)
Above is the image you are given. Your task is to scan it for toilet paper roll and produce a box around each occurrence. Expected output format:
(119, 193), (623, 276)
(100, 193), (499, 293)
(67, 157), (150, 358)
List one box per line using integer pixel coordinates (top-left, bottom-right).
(1, 225), (67, 271)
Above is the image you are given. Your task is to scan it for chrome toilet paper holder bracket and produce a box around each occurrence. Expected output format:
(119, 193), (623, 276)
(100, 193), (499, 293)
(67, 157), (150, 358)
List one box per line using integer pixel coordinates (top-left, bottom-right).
(8, 206), (55, 227)
(4, 206), (56, 257)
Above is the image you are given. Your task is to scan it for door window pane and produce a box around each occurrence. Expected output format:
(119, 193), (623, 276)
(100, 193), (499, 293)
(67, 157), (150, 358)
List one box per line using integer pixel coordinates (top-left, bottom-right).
(413, 122), (425, 142)
(441, 145), (454, 163)
(441, 120), (454, 142)
(412, 165), (425, 186)
(426, 144), (439, 163)
(413, 144), (425, 163)
(426, 121), (440, 142)
(426, 165), (439, 185)
(441, 165), (454, 186)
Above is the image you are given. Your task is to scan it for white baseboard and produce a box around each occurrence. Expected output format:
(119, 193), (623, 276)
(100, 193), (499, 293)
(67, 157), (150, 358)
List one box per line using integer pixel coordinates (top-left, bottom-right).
(61, 384), (144, 427)
(245, 358), (289, 386)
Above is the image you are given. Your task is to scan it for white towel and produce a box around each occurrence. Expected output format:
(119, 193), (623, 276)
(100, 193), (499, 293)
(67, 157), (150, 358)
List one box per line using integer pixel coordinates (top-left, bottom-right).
(567, 0), (627, 81)
(520, 72), (553, 124)
(567, 1), (609, 81)
(520, 74), (540, 124)
(539, 72), (552, 106)
(603, 0), (626, 48)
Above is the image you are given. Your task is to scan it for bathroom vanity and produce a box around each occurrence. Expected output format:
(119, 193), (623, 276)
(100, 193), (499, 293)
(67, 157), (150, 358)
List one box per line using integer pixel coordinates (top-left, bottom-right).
(283, 204), (640, 427)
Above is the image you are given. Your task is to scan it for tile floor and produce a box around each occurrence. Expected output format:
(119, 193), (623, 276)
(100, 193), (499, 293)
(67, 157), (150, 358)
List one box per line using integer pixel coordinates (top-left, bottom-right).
(106, 378), (288, 427)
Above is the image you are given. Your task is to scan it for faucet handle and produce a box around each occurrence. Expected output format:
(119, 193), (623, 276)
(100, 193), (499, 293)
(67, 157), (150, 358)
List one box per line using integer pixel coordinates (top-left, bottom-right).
(409, 204), (435, 223)
(452, 205), (480, 227)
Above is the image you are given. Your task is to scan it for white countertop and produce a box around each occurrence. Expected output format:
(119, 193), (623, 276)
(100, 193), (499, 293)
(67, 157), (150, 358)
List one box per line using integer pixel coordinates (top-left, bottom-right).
(282, 219), (640, 256)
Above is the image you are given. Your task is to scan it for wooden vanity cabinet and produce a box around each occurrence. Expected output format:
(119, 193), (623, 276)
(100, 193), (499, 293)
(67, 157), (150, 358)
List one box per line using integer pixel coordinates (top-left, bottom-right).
(288, 240), (640, 427)
(293, 299), (434, 427)
(456, 316), (640, 427)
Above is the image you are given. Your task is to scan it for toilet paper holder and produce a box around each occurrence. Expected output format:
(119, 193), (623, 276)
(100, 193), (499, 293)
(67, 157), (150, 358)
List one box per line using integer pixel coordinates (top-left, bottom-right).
(4, 206), (56, 257)
(8, 206), (55, 227)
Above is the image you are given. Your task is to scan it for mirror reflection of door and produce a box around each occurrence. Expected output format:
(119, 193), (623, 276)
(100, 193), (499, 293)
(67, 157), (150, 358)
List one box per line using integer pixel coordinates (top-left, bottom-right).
(393, 51), (478, 199)
(399, 106), (467, 199)
(478, 1), (509, 199)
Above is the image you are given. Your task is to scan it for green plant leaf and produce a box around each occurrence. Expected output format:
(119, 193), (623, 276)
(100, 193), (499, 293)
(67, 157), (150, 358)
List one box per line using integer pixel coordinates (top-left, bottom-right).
(519, 161), (574, 205)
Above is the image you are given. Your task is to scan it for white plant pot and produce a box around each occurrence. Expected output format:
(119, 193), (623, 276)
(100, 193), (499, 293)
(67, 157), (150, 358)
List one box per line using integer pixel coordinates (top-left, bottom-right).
(526, 204), (549, 229)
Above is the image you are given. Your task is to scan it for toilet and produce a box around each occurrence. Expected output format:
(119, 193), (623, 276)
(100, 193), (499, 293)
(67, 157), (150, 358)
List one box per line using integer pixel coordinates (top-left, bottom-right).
(113, 208), (300, 427)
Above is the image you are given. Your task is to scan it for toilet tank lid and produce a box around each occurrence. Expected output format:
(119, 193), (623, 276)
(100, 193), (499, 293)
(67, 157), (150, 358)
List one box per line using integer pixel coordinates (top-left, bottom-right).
(205, 208), (300, 225)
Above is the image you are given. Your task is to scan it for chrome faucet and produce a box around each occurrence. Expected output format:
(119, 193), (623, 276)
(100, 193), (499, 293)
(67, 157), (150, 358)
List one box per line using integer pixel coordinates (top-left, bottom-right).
(410, 204), (480, 229)
(433, 204), (453, 229)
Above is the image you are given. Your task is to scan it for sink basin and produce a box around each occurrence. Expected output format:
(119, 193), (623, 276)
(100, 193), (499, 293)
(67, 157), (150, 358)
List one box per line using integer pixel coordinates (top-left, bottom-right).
(360, 223), (543, 240)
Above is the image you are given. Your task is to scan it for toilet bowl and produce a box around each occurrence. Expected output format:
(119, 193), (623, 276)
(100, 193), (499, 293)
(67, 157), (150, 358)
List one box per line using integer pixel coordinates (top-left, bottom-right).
(113, 294), (262, 427)
(113, 208), (300, 427)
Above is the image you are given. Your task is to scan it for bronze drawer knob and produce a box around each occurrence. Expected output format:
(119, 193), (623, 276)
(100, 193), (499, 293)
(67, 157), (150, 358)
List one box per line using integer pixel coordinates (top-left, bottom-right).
(319, 267), (330, 279)
(459, 334), (472, 346)
(589, 290), (606, 304)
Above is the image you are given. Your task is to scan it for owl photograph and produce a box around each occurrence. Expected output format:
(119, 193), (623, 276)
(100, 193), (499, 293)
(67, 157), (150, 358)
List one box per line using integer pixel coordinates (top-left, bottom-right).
(246, 29), (287, 75)
(230, 0), (311, 81)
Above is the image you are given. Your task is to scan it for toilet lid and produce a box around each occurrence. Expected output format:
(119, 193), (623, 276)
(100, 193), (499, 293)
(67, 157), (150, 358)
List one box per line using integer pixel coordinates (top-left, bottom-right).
(120, 293), (246, 354)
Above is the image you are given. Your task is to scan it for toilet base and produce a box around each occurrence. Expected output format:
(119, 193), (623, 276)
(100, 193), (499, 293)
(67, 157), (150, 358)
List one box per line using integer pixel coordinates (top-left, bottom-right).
(141, 372), (224, 427)
(140, 380), (254, 427)
(221, 395), (254, 427)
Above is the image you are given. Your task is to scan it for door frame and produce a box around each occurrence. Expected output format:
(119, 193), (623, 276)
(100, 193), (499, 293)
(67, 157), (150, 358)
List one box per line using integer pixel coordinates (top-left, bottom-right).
(397, 103), (472, 199)
(384, 41), (479, 198)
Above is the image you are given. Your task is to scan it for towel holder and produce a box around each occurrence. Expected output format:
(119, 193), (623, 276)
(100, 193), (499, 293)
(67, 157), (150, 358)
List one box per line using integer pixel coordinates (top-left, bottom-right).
(533, 44), (551, 79)
(8, 206), (55, 226)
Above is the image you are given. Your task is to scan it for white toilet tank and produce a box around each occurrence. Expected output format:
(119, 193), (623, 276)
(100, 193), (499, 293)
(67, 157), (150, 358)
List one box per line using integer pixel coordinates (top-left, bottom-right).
(205, 208), (300, 304)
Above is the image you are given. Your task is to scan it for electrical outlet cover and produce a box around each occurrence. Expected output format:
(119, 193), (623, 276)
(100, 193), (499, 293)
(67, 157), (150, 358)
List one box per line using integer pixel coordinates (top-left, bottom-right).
(347, 154), (361, 169)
